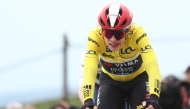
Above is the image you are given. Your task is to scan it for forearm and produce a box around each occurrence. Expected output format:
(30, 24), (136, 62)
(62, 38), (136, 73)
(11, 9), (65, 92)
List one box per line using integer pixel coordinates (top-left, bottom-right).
(78, 85), (84, 104)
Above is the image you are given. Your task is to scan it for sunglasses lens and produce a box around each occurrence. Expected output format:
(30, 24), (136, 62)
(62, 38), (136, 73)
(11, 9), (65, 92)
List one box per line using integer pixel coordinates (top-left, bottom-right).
(103, 30), (125, 40)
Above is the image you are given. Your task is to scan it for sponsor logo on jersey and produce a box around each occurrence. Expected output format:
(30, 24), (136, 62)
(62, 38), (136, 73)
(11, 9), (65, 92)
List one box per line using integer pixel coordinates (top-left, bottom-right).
(83, 85), (92, 99)
(154, 79), (161, 94)
(103, 62), (113, 67)
(136, 104), (144, 109)
(146, 82), (149, 92)
(141, 45), (152, 52)
(120, 47), (136, 54)
(86, 50), (97, 55)
(100, 54), (143, 75)
(136, 33), (147, 44)
(97, 87), (101, 106)
(88, 37), (100, 47)
(106, 46), (112, 52)
(128, 30), (133, 35)
(99, 32), (103, 36)
(102, 53), (115, 59)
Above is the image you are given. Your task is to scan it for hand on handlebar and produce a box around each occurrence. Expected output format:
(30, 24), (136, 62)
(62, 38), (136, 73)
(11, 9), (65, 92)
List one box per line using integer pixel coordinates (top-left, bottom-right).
(81, 99), (97, 109)
(142, 99), (161, 109)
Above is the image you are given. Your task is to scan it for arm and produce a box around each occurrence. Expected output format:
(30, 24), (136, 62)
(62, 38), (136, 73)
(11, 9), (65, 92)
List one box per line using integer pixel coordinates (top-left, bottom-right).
(78, 52), (86, 104)
(135, 28), (161, 98)
(78, 85), (84, 104)
(82, 30), (100, 103)
(134, 28), (161, 109)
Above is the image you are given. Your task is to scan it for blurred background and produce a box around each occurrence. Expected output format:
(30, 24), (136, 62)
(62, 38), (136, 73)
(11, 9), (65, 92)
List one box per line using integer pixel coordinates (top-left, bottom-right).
(0, 0), (190, 109)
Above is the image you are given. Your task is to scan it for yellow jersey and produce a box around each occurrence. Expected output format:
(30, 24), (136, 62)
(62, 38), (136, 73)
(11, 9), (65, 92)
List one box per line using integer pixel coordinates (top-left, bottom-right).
(83, 23), (161, 101)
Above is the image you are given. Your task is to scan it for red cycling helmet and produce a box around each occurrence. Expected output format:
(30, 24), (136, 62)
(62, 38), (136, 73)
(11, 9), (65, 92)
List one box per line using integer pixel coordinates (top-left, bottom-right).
(98, 3), (133, 30)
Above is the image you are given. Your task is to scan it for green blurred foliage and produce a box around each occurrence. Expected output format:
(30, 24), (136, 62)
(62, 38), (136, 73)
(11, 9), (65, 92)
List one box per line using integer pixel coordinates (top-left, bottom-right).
(0, 96), (82, 109)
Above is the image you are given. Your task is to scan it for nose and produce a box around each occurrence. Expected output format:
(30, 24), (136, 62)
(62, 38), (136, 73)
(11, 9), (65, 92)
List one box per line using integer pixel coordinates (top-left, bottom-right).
(109, 35), (117, 41)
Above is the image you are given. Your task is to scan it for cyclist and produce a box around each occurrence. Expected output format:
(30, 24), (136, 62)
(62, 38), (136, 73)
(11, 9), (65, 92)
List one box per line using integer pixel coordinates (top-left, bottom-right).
(81, 2), (162, 109)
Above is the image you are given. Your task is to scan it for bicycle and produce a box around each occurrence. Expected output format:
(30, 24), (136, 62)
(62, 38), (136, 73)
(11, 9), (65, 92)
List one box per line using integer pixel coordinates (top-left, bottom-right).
(125, 97), (131, 109)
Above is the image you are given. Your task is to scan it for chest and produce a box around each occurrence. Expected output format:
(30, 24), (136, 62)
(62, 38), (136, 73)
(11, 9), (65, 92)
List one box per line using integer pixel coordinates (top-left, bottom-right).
(100, 41), (139, 61)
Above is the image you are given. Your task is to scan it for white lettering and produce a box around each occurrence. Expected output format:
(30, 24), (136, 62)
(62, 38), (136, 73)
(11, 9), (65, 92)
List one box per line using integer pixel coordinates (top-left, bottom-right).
(110, 67), (134, 75)
(128, 61), (133, 66)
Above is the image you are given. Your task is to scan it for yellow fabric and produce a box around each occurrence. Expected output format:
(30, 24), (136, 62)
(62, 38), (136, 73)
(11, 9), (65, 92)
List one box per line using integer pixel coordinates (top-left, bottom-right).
(82, 23), (161, 101)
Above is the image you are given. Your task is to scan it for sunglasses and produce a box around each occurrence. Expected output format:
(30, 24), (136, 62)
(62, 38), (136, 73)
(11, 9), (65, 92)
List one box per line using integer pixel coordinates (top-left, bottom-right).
(102, 29), (129, 40)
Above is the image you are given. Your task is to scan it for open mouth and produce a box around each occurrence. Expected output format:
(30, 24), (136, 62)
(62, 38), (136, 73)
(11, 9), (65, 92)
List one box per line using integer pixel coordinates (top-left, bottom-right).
(109, 43), (119, 47)
(109, 43), (119, 45)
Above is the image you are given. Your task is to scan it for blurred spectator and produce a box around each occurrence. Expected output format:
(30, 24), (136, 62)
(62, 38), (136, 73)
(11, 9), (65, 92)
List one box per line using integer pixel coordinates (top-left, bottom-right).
(159, 75), (182, 109)
(50, 100), (79, 109)
(179, 66), (190, 109)
(6, 102), (23, 109)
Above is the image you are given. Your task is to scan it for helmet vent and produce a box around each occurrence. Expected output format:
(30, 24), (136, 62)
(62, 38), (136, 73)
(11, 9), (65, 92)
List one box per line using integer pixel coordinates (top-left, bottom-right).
(114, 19), (119, 27)
(106, 8), (109, 16)
(119, 8), (123, 16)
(107, 18), (119, 28)
(120, 19), (127, 27)
(107, 18), (111, 27)
(100, 17), (105, 26)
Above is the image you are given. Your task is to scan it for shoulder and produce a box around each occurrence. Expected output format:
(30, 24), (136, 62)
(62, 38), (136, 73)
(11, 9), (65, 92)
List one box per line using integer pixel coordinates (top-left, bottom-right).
(90, 25), (102, 35)
(89, 25), (103, 37)
(128, 23), (145, 36)
(127, 23), (149, 44)
(87, 25), (104, 47)
(131, 23), (143, 29)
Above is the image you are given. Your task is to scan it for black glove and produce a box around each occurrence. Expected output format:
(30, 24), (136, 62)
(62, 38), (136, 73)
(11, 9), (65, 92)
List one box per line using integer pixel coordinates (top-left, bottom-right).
(143, 94), (162, 109)
(144, 99), (161, 109)
(81, 99), (94, 109)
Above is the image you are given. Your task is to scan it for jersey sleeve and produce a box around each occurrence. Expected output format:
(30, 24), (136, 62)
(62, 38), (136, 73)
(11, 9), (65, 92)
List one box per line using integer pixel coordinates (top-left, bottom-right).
(79, 51), (86, 87)
(134, 28), (161, 98)
(82, 29), (101, 101)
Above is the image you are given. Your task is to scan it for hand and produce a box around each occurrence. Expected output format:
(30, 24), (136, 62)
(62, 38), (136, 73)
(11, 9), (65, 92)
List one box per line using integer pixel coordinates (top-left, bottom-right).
(142, 99), (161, 109)
(81, 99), (95, 109)
(82, 106), (98, 109)
(93, 106), (98, 109)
